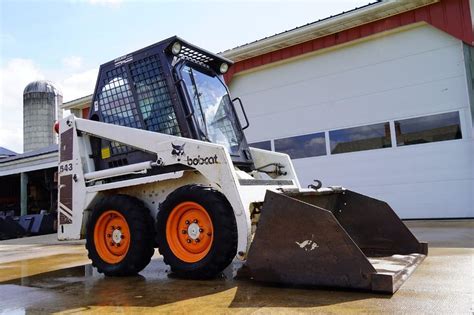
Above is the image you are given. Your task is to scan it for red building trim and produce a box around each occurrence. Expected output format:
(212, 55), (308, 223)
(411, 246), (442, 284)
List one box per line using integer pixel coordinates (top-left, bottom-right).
(224, 0), (473, 83)
(82, 107), (89, 118)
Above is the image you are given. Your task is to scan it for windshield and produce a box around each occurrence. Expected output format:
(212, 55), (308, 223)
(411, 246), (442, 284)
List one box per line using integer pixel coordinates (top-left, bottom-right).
(180, 64), (244, 155)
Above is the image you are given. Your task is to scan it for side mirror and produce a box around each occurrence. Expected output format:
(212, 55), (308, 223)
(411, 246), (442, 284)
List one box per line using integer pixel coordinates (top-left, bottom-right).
(232, 97), (250, 130)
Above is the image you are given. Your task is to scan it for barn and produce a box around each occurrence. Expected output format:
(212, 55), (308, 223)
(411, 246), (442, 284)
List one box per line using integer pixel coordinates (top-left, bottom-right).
(220, 0), (474, 219)
(63, 0), (474, 219)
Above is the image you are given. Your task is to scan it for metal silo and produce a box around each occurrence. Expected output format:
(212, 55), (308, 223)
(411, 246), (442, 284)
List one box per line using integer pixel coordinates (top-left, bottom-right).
(23, 80), (63, 152)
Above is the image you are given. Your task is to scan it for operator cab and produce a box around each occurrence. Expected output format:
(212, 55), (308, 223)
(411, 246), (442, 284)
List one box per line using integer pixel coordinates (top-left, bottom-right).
(88, 36), (252, 172)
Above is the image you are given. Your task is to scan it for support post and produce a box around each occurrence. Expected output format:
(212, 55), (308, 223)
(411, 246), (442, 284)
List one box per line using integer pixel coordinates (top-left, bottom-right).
(20, 172), (28, 216)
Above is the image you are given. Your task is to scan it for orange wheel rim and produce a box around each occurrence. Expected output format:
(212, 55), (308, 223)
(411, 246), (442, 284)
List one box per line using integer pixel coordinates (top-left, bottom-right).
(94, 210), (131, 264)
(166, 201), (214, 263)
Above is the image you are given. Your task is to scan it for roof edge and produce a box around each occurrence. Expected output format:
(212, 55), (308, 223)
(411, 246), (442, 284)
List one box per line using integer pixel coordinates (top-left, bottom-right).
(221, 0), (438, 62)
(62, 94), (93, 110)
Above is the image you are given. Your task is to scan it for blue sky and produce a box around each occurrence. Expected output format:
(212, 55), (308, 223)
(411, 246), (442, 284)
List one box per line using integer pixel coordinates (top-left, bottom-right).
(1, 0), (370, 152)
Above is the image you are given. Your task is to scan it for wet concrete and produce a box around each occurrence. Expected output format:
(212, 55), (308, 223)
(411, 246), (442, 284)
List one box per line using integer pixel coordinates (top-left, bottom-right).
(0, 220), (473, 313)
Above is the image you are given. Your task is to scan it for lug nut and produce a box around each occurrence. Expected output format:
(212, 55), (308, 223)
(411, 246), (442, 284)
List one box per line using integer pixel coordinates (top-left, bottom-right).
(182, 230), (187, 234)
(186, 239), (191, 243)
(185, 220), (190, 225)
(117, 226), (121, 231)
(193, 219), (198, 223)
(195, 238), (200, 243)
(107, 234), (112, 238)
(117, 243), (121, 247)
(110, 242), (115, 246)
(199, 228), (203, 232)
(121, 235), (125, 239)
(111, 226), (115, 230)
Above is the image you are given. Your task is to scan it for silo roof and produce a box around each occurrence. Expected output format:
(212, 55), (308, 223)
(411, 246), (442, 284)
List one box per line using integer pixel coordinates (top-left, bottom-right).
(23, 80), (62, 96)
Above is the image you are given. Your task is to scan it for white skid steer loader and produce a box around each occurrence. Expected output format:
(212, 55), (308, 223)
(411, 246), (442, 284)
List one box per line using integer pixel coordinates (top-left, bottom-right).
(57, 36), (427, 293)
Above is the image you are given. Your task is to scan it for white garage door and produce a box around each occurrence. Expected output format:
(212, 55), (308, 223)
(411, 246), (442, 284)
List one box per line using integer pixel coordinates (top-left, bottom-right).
(229, 25), (474, 219)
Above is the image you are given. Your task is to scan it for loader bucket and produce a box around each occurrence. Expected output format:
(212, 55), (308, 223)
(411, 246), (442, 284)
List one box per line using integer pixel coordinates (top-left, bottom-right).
(245, 189), (428, 293)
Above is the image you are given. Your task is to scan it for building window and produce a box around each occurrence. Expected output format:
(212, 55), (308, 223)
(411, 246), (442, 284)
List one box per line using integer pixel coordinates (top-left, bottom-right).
(274, 132), (326, 159)
(329, 123), (391, 154)
(395, 111), (462, 146)
(249, 141), (271, 151)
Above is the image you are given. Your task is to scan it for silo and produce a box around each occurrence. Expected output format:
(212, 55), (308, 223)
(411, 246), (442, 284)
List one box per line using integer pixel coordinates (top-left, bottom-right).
(23, 80), (63, 152)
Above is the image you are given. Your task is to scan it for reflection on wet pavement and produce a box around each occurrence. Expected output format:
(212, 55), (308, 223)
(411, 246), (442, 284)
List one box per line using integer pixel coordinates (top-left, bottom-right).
(0, 247), (473, 314)
(0, 250), (90, 283)
(0, 257), (373, 314)
(1, 221), (473, 314)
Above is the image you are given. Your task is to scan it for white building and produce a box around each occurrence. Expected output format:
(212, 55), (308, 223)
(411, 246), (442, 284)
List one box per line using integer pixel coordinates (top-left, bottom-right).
(63, 0), (473, 219)
(221, 0), (474, 219)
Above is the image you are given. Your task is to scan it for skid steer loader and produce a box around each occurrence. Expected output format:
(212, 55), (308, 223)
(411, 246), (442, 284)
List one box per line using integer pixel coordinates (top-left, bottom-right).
(57, 36), (427, 293)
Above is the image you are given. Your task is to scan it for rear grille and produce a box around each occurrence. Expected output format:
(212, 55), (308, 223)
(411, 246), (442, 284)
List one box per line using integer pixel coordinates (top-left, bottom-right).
(177, 45), (214, 69)
(108, 158), (129, 169)
(129, 55), (180, 136)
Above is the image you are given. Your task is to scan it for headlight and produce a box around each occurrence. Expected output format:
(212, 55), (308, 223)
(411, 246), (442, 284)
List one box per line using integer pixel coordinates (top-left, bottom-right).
(171, 42), (182, 55)
(219, 62), (229, 74)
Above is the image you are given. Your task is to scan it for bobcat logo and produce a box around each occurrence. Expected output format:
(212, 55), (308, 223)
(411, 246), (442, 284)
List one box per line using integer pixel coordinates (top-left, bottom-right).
(171, 143), (185, 161)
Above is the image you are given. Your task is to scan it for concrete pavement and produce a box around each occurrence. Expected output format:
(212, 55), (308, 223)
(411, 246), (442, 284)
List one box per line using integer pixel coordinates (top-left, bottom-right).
(0, 220), (472, 314)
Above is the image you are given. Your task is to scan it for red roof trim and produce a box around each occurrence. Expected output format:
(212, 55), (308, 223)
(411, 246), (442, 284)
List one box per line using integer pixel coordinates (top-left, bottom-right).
(224, 0), (473, 83)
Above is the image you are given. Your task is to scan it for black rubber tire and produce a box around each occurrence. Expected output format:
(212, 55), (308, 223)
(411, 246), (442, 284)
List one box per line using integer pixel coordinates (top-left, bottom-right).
(156, 185), (238, 279)
(86, 194), (155, 276)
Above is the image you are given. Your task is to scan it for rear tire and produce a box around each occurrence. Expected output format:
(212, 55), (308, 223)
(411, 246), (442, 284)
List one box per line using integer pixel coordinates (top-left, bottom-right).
(156, 185), (238, 279)
(86, 195), (155, 276)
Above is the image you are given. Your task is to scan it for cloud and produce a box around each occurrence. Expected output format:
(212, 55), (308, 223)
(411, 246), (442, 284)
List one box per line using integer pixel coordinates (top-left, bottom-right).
(0, 59), (45, 153)
(62, 56), (83, 70)
(60, 68), (98, 102)
(0, 58), (98, 153)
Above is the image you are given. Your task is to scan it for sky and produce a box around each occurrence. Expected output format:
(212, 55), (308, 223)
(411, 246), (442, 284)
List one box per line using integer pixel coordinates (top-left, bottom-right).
(0, 0), (371, 153)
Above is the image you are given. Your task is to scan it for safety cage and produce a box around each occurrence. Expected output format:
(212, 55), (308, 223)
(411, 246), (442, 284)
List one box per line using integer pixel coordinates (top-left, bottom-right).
(87, 36), (252, 173)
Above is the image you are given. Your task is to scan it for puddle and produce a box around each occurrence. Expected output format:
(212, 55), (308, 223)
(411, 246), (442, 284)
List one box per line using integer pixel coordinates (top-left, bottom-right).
(0, 257), (245, 312)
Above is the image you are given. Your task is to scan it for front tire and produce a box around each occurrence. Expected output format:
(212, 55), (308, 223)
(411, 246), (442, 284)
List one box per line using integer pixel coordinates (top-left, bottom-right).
(86, 195), (155, 276)
(156, 185), (238, 279)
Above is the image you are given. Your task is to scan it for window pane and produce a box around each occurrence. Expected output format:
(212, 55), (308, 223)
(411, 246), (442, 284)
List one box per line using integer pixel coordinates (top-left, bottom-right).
(395, 111), (462, 146)
(330, 123), (391, 154)
(180, 65), (243, 155)
(274, 133), (326, 159)
(249, 141), (271, 151)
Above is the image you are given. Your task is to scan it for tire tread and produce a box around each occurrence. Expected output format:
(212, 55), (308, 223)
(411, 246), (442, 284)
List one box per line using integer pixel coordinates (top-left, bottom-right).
(86, 194), (155, 276)
(156, 185), (237, 279)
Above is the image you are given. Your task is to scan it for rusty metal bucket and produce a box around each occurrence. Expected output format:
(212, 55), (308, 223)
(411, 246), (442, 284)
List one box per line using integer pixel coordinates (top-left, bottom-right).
(245, 189), (428, 293)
